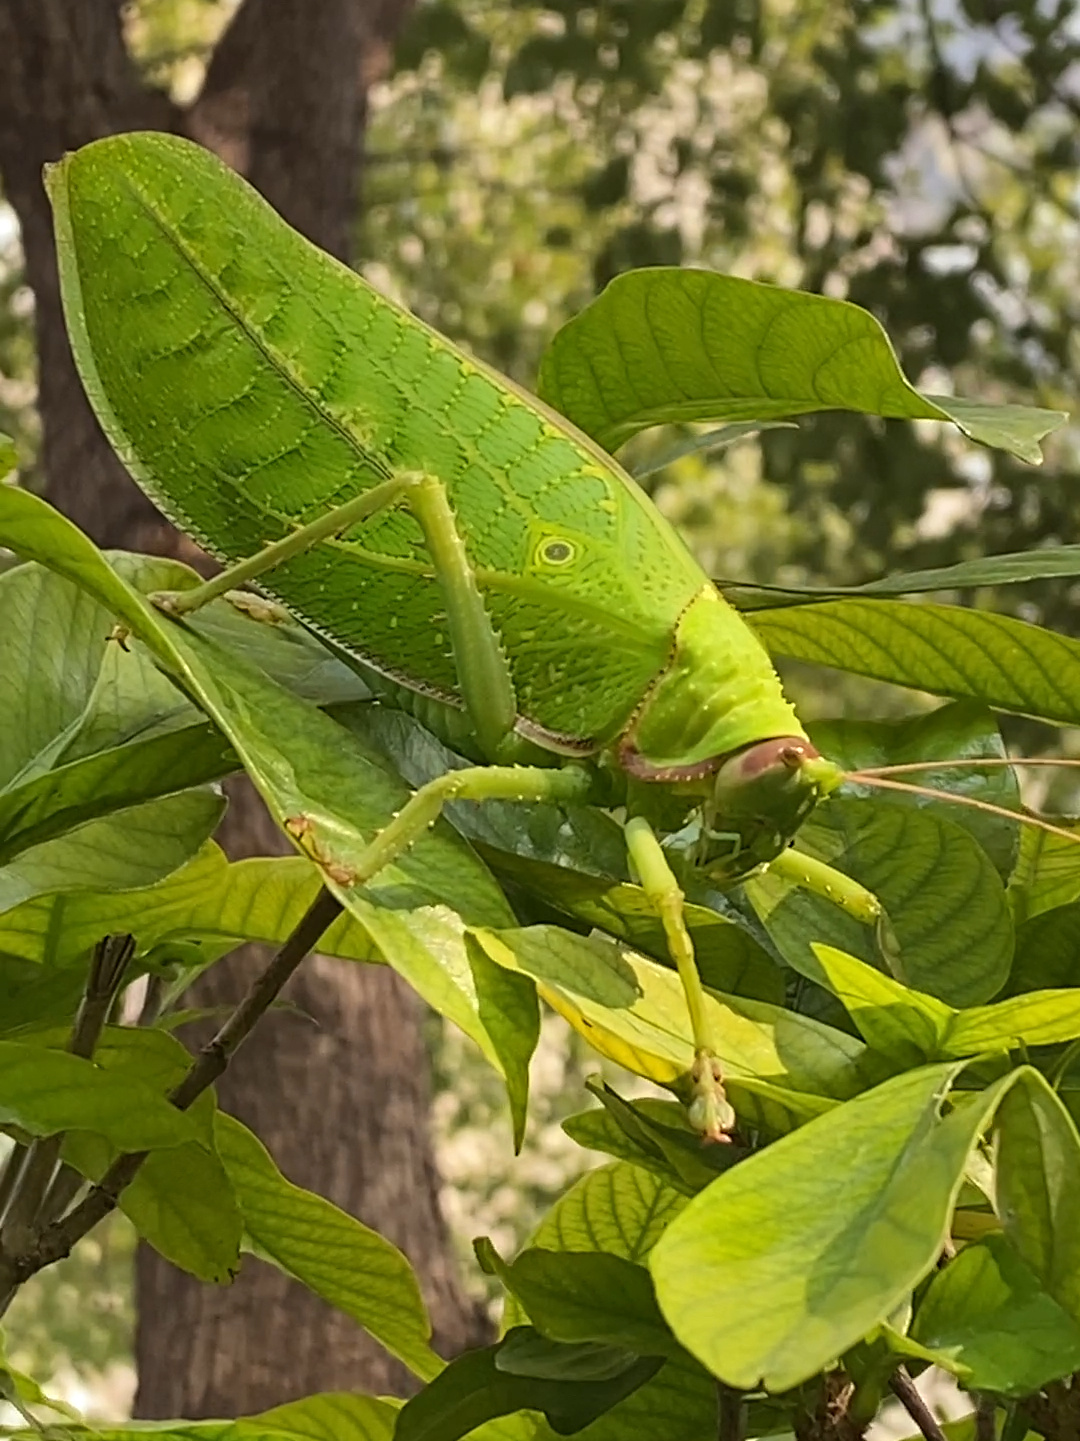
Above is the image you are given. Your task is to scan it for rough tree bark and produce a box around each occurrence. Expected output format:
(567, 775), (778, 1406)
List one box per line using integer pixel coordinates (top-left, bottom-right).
(0, 0), (488, 1413)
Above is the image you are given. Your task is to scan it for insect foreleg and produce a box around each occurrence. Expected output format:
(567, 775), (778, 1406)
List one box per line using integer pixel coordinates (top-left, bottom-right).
(768, 847), (901, 970)
(624, 815), (734, 1144)
(155, 475), (417, 616)
(351, 764), (594, 889)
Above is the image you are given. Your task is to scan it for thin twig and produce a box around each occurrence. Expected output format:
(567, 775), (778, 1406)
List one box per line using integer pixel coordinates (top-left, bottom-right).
(0, 1144), (27, 1227)
(0, 889), (340, 1311)
(0, 936), (135, 1257)
(889, 1369), (948, 1441)
(717, 1383), (744, 1441)
(974, 1395), (997, 1441)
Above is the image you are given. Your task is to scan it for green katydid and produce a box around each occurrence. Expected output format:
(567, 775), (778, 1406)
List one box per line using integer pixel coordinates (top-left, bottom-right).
(43, 132), (1071, 1140)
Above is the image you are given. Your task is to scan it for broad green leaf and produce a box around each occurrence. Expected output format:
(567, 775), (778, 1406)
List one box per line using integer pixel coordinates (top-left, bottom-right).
(810, 702), (1020, 878)
(806, 945), (952, 1065)
(214, 1113), (440, 1380)
(472, 850), (783, 1005)
(39, 1396), (404, 1441)
(0, 959), (86, 1035)
(563, 1084), (737, 1194)
(944, 991), (1080, 1055)
(464, 934), (539, 1151)
(994, 1071), (1080, 1323)
(0, 844), (377, 972)
(756, 798), (1013, 1007)
(528, 1162), (687, 1262)
(810, 944), (1080, 1059)
(0, 564), (114, 790)
(1009, 902), (1080, 995)
(723, 543), (1080, 610)
(650, 1064), (1003, 1391)
(64, 1130), (241, 1284)
(1009, 821), (1080, 926)
(0, 724), (235, 868)
(752, 598), (1080, 729)
(471, 925), (871, 1109)
(0, 1039), (199, 1150)
(479, 1242), (677, 1359)
(254, 1393), (400, 1441)
(909, 1235), (1080, 1396)
(510, 1164), (720, 1441)
(394, 1330), (661, 1441)
(0, 788), (225, 917)
(537, 269), (1064, 462)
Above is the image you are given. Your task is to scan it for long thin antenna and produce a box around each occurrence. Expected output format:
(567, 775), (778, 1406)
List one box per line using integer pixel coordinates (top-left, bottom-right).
(856, 756), (1080, 777)
(847, 772), (1080, 845)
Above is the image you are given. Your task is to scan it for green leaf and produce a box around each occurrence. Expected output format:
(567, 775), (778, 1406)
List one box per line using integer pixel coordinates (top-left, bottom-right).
(0, 844), (376, 972)
(394, 1329), (661, 1441)
(473, 850), (784, 1005)
(649, 1064), (1003, 1391)
(810, 702), (1020, 878)
(1009, 902), (1080, 994)
(809, 943), (1080, 1059)
(723, 544), (1080, 610)
(214, 1112), (440, 1380)
(464, 934), (539, 1151)
(0, 788), (225, 917)
(909, 1235), (1080, 1396)
(805, 945), (952, 1065)
(1009, 821), (1080, 926)
(64, 1131), (241, 1284)
(750, 798), (1013, 1008)
(0, 1039), (200, 1149)
(537, 269), (1064, 462)
(0, 959), (86, 1036)
(479, 1241), (677, 1358)
(253, 1393), (400, 1441)
(529, 1162), (687, 1262)
(752, 598), (1080, 729)
(995, 1071), (1080, 1324)
(944, 991), (1080, 1055)
(471, 924), (871, 1111)
(0, 722), (235, 868)
(518, 1165), (718, 1441)
(563, 1083), (737, 1194)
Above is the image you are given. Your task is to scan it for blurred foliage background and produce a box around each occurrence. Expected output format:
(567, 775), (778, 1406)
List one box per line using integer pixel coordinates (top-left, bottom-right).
(3, 0), (1080, 1413)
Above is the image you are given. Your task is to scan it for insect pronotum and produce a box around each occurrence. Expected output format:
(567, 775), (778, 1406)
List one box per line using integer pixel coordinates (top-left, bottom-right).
(45, 132), (1072, 1141)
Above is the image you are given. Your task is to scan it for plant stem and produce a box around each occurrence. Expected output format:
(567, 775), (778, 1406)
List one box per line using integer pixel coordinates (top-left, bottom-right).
(717, 1383), (744, 1441)
(0, 1144), (27, 1227)
(0, 935), (135, 1257)
(0, 889), (340, 1312)
(889, 1369), (948, 1441)
(974, 1396), (997, 1441)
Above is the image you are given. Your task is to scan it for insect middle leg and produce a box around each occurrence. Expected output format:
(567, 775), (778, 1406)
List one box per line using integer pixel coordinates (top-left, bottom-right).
(624, 815), (734, 1144)
(768, 846), (901, 970)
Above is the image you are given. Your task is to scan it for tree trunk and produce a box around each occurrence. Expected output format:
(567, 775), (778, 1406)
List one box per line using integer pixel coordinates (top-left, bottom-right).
(0, 0), (488, 1414)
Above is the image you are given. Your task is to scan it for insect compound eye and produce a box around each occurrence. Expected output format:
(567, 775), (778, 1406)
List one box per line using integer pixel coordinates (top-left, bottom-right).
(537, 538), (576, 566)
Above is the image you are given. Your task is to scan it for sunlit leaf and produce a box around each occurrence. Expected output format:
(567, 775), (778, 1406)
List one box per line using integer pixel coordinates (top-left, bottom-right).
(538, 269), (1063, 462)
